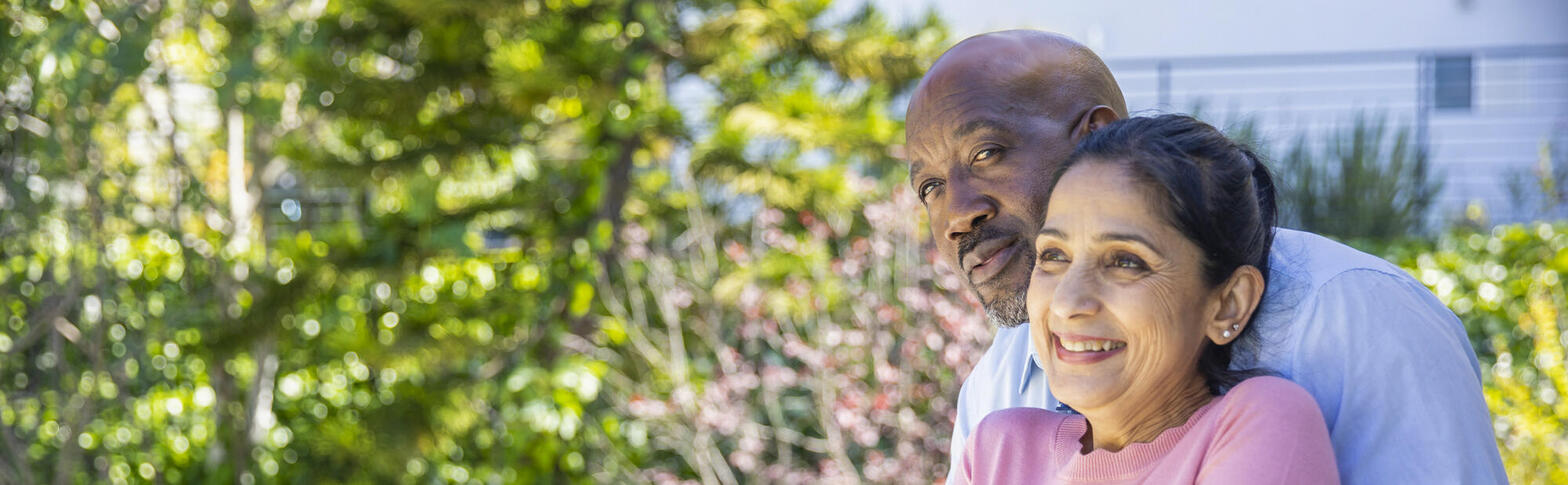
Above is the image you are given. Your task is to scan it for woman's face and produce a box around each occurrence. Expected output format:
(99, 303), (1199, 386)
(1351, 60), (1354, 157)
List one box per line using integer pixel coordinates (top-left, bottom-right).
(1028, 160), (1220, 414)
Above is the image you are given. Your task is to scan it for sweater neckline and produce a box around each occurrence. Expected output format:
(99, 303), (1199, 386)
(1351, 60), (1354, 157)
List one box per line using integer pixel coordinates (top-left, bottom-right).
(1052, 394), (1225, 480)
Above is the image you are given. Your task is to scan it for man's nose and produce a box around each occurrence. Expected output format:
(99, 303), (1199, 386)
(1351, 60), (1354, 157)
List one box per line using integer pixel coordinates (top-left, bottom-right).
(943, 177), (997, 241)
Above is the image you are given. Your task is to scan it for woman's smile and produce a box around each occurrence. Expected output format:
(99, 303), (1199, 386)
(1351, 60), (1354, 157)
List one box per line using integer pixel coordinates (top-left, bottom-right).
(1052, 333), (1127, 365)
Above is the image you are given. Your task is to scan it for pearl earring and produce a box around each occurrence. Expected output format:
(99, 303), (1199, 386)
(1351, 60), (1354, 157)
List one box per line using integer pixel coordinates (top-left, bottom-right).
(1222, 330), (1232, 338)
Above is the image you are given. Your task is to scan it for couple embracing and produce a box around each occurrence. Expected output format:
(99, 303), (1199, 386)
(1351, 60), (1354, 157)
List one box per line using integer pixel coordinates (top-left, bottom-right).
(903, 31), (1507, 484)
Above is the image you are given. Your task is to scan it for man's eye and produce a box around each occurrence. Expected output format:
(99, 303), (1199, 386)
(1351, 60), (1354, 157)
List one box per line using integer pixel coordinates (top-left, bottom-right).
(919, 180), (943, 200)
(1110, 253), (1148, 270)
(974, 148), (1000, 162)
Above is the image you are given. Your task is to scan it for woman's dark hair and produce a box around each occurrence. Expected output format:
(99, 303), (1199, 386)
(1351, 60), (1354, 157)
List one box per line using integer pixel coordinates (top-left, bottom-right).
(1049, 114), (1278, 395)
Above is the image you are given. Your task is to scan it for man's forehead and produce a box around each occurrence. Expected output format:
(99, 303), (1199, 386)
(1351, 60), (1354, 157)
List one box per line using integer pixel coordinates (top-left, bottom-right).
(909, 97), (1016, 137)
(908, 64), (1061, 142)
(905, 85), (1034, 162)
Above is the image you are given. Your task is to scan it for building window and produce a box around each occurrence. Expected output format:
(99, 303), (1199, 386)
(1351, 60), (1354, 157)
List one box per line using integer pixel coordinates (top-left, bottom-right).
(1434, 55), (1473, 111)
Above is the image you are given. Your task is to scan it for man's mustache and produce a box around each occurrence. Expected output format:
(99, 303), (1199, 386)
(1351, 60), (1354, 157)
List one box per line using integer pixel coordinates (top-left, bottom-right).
(956, 225), (1017, 274)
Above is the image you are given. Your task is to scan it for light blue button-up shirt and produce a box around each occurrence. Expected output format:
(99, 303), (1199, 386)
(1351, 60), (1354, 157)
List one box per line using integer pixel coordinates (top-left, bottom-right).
(945, 228), (1507, 485)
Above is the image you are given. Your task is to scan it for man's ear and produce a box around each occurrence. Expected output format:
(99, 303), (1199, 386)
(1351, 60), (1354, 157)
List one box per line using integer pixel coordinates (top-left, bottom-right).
(1071, 105), (1121, 141)
(1206, 265), (1265, 345)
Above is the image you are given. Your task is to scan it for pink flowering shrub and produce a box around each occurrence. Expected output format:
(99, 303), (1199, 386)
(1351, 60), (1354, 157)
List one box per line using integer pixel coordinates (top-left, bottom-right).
(599, 177), (993, 482)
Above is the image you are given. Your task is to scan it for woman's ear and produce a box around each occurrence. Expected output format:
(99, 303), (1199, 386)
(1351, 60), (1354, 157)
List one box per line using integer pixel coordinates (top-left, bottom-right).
(1207, 265), (1265, 345)
(1071, 105), (1121, 141)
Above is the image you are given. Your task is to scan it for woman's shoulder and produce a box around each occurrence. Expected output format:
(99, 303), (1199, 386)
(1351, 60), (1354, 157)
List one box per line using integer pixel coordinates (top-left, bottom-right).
(975, 406), (1073, 434)
(1197, 378), (1339, 484)
(967, 407), (1077, 471)
(971, 407), (1076, 448)
(1215, 376), (1325, 425)
(963, 408), (1078, 484)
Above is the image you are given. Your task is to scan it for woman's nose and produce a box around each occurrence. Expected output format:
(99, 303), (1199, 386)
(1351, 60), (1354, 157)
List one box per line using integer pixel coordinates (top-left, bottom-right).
(1050, 264), (1102, 321)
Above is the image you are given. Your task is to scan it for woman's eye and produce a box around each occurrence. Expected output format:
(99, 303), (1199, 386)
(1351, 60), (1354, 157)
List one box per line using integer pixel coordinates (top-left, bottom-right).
(1110, 253), (1148, 270)
(1038, 248), (1068, 264)
(919, 180), (943, 201)
(974, 147), (1000, 162)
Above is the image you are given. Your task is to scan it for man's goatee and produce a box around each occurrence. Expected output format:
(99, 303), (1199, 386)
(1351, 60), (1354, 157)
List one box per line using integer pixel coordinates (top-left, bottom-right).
(983, 292), (1028, 328)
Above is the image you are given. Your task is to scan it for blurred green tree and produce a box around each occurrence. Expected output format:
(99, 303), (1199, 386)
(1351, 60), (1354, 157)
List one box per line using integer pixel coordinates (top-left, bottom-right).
(2, 0), (955, 483)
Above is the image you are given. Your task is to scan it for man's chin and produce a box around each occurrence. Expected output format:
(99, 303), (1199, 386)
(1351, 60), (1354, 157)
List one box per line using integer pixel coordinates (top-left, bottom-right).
(976, 284), (1029, 328)
(983, 299), (1028, 328)
(969, 257), (1032, 327)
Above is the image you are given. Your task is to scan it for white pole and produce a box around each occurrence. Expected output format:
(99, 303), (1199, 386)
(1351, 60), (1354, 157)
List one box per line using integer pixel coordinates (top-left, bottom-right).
(228, 108), (251, 248)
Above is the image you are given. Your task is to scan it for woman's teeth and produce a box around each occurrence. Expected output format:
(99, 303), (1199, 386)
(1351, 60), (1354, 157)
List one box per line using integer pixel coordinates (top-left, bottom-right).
(1060, 339), (1126, 352)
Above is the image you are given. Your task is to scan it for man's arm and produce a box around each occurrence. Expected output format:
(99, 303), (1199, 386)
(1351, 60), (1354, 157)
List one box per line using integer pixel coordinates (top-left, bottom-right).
(943, 323), (1044, 485)
(1291, 269), (1506, 485)
(945, 365), (983, 485)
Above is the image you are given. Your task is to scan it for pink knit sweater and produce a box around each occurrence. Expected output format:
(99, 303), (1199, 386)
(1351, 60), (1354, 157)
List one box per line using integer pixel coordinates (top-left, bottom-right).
(956, 376), (1339, 484)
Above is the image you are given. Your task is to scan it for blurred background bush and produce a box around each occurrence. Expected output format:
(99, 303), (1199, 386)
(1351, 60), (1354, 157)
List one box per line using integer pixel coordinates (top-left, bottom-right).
(1, 0), (1563, 484)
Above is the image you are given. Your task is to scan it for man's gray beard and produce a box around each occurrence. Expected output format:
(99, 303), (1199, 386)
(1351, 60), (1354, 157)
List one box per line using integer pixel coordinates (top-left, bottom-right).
(981, 291), (1029, 328)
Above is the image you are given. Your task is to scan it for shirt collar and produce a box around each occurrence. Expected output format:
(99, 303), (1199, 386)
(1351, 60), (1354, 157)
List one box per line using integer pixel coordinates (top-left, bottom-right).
(1018, 322), (1043, 396)
(1019, 322), (1073, 413)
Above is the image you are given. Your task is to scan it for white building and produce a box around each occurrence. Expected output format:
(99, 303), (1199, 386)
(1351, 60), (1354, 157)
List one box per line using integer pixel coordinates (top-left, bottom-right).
(881, 0), (1568, 226)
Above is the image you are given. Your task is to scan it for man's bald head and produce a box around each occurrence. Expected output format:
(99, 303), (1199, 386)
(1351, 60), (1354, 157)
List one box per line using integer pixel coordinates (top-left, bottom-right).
(910, 30), (1126, 128)
(903, 31), (1127, 328)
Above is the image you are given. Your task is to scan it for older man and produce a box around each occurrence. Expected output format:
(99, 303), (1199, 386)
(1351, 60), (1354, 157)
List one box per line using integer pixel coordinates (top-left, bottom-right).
(904, 30), (1506, 485)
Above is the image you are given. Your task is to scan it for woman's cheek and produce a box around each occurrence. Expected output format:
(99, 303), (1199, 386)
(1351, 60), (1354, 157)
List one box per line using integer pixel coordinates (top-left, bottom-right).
(1027, 273), (1054, 325)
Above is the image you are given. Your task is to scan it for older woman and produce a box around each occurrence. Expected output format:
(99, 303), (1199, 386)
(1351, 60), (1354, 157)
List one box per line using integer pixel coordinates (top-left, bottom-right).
(955, 115), (1338, 484)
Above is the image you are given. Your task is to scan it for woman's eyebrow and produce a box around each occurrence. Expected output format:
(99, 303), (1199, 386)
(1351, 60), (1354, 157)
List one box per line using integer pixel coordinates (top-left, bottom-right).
(1096, 232), (1157, 248)
(1037, 228), (1166, 254)
(1097, 232), (1168, 258)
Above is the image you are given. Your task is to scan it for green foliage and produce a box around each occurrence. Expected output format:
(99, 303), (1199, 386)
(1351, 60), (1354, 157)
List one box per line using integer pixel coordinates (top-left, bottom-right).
(2, 0), (955, 483)
(5, 2), (1560, 484)
(1186, 101), (1267, 150)
(1380, 224), (1568, 483)
(1506, 136), (1568, 221)
(1275, 112), (1443, 240)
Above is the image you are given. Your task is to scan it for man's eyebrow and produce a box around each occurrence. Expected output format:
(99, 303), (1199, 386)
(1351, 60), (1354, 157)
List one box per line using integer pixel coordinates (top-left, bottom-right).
(955, 118), (1013, 138)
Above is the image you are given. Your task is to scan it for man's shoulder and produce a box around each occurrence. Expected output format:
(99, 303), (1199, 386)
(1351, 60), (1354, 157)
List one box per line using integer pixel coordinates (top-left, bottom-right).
(956, 324), (1043, 425)
(1255, 229), (1459, 371)
(959, 324), (1031, 399)
(1262, 229), (1437, 321)
(1269, 229), (1410, 287)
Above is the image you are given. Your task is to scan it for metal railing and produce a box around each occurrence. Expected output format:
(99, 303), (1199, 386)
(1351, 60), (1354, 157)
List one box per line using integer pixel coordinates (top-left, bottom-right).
(1104, 44), (1568, 225)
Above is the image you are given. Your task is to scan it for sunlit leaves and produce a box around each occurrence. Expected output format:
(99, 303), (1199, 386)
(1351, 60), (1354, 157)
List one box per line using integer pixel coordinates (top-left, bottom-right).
(1381, 223), (1568, 483)
(3, 0), (951, 483)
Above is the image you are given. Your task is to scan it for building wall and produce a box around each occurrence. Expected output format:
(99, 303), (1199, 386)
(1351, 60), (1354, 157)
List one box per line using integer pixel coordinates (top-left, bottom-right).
(877, 0), (1568, 58)
(879, 0), (1568, 225)
(1109, 46), (1568, 225)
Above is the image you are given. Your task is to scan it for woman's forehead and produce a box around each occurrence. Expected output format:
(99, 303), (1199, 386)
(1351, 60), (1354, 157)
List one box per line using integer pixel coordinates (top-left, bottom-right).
(1044, 162), (1177, 238)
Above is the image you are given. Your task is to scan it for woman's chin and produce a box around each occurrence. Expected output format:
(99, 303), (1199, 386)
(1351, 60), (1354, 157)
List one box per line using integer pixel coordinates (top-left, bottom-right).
(1046, 376), (1122, 412)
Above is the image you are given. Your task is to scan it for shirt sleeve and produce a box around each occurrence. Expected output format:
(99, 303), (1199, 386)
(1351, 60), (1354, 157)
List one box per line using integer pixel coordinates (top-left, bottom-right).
(1289, 270), (1507, 485)
(946, 378), (975, 485)
(1198, 377), (1340, 485)
(952, 424), (975, 485)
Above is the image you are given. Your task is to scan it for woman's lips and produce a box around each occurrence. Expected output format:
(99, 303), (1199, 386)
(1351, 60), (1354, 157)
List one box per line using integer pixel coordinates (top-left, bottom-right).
(967, 240), (1019, 286)
(1053, 334), (1127, 365)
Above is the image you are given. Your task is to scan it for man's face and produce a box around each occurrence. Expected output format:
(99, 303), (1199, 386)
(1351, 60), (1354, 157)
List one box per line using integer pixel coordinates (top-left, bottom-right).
(906, 74), (1077, 327)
